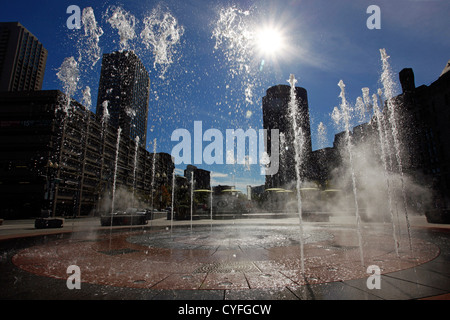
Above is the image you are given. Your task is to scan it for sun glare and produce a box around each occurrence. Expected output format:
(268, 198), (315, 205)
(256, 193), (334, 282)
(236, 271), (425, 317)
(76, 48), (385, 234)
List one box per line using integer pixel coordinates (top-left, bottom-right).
(256, 27), (284, 57)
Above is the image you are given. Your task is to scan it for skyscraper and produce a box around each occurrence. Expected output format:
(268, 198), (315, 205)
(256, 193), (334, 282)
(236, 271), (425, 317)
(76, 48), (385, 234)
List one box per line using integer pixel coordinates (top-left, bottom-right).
(262, 84), (313, 188)
(96, 51), (150, 144)
(0, 22), (48, 91)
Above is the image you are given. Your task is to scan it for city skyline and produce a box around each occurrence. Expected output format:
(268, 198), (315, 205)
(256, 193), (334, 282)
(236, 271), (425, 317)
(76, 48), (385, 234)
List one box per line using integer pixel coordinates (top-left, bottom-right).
(1, 0), (449, 191)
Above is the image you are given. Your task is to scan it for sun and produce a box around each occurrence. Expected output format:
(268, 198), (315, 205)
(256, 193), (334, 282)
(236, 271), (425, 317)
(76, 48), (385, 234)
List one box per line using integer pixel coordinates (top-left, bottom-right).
(255, 26), (285, 57)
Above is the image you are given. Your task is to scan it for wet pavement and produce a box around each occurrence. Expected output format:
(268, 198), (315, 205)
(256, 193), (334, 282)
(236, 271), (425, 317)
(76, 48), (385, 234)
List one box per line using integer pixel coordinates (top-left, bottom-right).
(0, 215), (450, 300)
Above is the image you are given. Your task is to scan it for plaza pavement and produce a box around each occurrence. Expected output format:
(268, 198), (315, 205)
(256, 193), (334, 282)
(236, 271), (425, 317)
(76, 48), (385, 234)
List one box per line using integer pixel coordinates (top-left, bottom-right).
(0, 214), (449, 300)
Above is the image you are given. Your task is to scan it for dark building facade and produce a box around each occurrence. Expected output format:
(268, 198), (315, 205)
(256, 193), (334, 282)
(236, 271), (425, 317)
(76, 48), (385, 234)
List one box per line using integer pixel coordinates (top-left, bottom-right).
(260, 61), (449, 221)
(262, 84), (313, 189)
(96, 51), (150, 145)
(310, 63), (450, 219)
(0, 22), (47, 92)
(0, 90), (173, 218)
(184, 164), (211, 190)
(395, 64), (450, 209)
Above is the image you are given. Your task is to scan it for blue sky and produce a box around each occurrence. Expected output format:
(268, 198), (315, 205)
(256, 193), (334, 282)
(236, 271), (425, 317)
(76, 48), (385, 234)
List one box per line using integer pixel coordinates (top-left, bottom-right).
(2, 0), (450, 191)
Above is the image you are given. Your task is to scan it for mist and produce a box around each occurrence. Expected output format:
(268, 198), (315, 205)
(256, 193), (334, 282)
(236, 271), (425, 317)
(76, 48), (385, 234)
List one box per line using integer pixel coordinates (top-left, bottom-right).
(96, 186), (149, 214)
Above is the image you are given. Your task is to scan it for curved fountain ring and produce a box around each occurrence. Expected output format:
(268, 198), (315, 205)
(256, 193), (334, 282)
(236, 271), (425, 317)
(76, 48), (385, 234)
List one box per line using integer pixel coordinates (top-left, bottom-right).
(127, 225), (334, 250)
(12, 223), (440, 291)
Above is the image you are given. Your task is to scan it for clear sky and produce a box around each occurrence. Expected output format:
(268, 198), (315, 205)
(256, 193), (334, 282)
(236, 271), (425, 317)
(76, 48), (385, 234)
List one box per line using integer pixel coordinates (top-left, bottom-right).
(1, 0), (450, 191)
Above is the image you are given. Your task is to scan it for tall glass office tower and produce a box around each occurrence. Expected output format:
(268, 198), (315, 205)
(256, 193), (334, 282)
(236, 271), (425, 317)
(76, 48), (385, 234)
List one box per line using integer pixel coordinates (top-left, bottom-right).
(262, 84), (313, 188)
(96, 51), (150, 145)
(0, 22), (48, 92)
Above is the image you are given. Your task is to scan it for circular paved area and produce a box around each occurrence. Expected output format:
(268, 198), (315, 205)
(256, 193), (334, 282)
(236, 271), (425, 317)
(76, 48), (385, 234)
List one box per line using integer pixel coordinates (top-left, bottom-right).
(11, 224), (440, 291)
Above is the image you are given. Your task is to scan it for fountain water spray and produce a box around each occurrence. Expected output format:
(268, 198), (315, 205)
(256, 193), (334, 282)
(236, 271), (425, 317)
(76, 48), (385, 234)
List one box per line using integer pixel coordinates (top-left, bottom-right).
(376, 88), (395, 174)
(100, 100), (110, 137)
(355, 97), (366, 124)
(106, 126), (122, 247)
(362, 87), (372, 118)
(279, 132), (287, 184)
(372, 93), (399, 257)
(56, 56), (79, 116)
(81, 86), (92, 109)
(287, 74), (305, 275)
(210, 185), (213, 227)
(140, 6), (185, 79)
(106, 6), (137, 51)
(317, 122), (327, 150)
(211, 6), (261, 107)
(376, 88), (403, 239)
(111, 127), (122, 215)
(380, 49), (412, 252)
(79, 7), (103, 68)
(151, 139), (157, 212)
(53, 56), (80, 218)
(337, 80), (364, 266)
(212, 6), (252, 73)
(74, 86), (93, 219)
(171, 167), (176, 233)
(132, 136), (140, 206)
